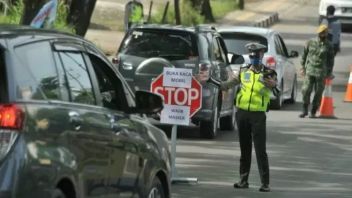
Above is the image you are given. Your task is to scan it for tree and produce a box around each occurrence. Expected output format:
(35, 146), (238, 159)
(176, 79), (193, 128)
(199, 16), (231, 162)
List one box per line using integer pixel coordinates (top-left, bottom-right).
(187, 0), (214, 22)
(67, 0), (97, 36)
(174, 0), (181, 24)
(238, 0), (244, 10)
(20, 0), (96, 36)
(21, 0), (46, 25)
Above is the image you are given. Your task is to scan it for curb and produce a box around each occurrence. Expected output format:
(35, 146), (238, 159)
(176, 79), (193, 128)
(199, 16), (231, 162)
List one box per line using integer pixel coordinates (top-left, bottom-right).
(253, 12), (279, 27)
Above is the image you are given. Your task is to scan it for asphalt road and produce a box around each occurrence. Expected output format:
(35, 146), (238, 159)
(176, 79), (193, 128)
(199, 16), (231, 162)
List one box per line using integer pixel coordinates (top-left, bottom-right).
(170, 1), (352, 198)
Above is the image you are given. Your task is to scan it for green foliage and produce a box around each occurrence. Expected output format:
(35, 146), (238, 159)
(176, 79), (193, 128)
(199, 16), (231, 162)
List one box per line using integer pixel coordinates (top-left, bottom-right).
(149, 0), (237, 26)
(149, 1), (204, 26)
(180, 1), (204, 25)
(53, 1), (75, 34)
(0, 0), (24, 24)
(211, 0), (238, 19)
(0, 0), (74, 34)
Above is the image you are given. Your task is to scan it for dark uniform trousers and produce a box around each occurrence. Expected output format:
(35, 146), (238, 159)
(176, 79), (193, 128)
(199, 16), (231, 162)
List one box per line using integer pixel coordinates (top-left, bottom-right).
(235, 109), (269, 185)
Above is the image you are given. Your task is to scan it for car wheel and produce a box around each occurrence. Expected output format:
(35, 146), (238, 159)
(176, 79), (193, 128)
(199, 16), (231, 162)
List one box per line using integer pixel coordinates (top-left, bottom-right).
(220, 106), (236, 131)
(271, 81), (283, 109)
(51, 189), (66, 198)
(200, 104), (219, 139)
(287, 76), (297, 104)
(147, 177), (165, 198)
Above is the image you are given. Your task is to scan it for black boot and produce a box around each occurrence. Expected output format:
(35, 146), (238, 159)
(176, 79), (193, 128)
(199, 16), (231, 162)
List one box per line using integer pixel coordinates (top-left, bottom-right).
(299, 104), (309, 118)
(233, 181), (249, 189)
(309, 106), (318, 118)
(259, 184), (271, 192)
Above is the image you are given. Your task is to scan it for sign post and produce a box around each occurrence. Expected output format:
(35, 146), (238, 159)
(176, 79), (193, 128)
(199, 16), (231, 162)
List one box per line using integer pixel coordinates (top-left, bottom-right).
(151, 67), (202, 184)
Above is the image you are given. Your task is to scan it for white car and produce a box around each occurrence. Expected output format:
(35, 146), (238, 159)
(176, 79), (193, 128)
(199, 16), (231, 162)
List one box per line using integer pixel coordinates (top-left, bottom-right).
(319, 0), (352, 27)
(218, 26), (299, 109)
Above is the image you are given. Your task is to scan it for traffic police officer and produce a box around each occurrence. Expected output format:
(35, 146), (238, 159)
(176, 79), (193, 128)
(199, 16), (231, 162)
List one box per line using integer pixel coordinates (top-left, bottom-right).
(299, 24), (334, 118)
(205, 42), (277, 192)
(124, 0), (144, 32)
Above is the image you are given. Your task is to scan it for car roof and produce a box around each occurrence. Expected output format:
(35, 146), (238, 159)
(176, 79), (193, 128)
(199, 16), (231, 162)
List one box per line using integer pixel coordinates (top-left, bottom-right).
(217, 26), (276, 38)
(131, 24), (218, 34)
(0, 24), (85, 42)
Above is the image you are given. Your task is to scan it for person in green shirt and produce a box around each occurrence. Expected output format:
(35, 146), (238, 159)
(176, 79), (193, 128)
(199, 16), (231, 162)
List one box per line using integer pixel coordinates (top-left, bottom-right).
(299, 24), (334, 118)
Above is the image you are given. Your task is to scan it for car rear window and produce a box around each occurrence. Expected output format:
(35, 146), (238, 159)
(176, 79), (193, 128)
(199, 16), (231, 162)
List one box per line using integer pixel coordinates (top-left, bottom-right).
(13, 41), (61, 101)
(221, 32), (268, 54)
(119, 29), (198, 60)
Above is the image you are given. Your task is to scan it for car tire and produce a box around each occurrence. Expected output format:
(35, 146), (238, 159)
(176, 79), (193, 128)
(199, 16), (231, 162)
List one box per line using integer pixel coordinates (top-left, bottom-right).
(51, 189), (66, 198)
(200, 104), (219, 139)
(287, 76), (297, 104)
(220, 106), (236, 131)
(147, 177), (165, 198)
(271, 81), (283, 109)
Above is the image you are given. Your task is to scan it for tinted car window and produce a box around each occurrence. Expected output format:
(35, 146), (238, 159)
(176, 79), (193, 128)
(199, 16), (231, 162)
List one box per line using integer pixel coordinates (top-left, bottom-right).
(221, 33), (268, 54)
(120, 29), (198, 60)
(14, 42), (61, 100)
(57, 51), (95, 105)
(278, 35), (289, 57)
(88, 54), (130, 110)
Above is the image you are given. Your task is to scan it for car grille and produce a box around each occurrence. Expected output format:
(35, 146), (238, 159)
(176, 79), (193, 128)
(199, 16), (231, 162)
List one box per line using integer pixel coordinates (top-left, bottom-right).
(0, 130), (18, 161)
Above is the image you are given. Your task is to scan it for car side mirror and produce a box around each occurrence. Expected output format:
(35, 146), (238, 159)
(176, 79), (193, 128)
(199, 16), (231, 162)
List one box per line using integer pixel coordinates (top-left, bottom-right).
(229, 53), (245, 64)
(289, 50), (299, 58)
(133, 90), (163, 114)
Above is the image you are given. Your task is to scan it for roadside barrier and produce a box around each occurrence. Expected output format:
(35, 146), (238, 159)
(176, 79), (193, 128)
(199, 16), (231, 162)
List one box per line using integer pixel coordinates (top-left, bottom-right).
(344, 66), (352, 102)
(319, 78), (336, 118)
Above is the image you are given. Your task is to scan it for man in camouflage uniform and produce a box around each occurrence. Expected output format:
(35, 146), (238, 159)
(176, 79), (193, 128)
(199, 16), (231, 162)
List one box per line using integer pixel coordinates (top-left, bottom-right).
(299, 24), (334, 118)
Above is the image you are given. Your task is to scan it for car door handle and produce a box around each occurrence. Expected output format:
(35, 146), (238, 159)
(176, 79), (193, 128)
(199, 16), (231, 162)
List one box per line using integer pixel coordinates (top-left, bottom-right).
(69, 111), (82, 131)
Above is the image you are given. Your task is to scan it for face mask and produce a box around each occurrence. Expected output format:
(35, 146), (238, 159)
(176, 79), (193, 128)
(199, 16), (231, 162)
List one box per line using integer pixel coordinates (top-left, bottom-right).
(250, 57), (262, 65)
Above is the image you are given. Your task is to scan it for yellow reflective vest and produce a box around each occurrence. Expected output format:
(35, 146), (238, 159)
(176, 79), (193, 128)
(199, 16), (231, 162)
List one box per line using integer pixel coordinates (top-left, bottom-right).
(236, 66), (273, 112)
(129, 3), (143, 23)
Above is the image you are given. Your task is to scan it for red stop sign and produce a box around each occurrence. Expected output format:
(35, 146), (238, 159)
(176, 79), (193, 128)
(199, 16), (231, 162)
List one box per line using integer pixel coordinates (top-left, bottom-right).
(151, 74), (202, 117)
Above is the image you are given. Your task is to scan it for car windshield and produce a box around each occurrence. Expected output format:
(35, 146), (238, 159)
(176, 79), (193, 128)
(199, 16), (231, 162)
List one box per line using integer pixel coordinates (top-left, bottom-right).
(221, 32), (268, 54)
(119, 29), (198, 60)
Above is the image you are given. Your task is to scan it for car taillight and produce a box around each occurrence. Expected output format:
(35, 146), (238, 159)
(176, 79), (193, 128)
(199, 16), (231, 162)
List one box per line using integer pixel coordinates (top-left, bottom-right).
(266, 56), (276, 69)
(0, 104), (24, 130)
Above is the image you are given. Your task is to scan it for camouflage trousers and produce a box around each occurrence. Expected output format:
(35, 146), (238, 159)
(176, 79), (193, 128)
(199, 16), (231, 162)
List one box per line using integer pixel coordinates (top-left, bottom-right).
(301, 75), (325, 111)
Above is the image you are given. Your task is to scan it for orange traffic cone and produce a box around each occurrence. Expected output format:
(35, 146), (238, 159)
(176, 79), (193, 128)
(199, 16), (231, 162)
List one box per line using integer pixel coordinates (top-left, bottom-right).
(344, 66), (352, 102)
(319, 78), (336, 118)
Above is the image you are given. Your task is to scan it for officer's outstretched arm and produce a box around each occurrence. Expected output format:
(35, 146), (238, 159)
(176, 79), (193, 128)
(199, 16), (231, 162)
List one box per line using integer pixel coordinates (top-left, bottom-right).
(208, 77), (240, 91)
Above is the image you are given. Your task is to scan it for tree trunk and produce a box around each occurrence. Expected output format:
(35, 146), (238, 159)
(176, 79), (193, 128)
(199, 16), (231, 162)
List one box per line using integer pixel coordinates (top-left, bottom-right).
(238, 0), (244, 10)
(187, 0), (214, 22)
(174, 0), (181, 25)
(201, 0), (214, 22)
(67, 0), (97, 36)
(21, 0), (46, 25)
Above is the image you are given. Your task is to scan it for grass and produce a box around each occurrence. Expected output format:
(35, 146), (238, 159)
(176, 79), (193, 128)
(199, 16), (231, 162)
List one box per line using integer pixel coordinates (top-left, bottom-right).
(211, 0), (239, 20)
